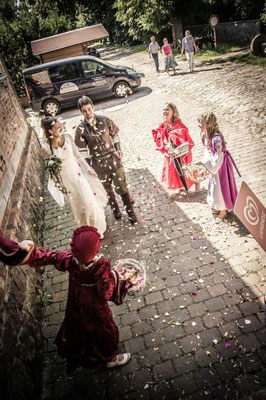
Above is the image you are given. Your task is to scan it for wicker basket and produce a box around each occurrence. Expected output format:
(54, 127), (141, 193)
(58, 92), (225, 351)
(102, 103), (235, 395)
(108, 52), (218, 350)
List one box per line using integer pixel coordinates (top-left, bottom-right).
(170, 142), (190, 158)
(182, 164), (209, 183)
(113, 259), (147, 293)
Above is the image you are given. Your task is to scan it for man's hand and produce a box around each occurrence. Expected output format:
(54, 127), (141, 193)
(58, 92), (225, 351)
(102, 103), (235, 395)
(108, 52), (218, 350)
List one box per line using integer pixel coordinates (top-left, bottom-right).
(88, 167), (98, 177)
(19, 240), (34, 251)
(115, 151), (123, 159)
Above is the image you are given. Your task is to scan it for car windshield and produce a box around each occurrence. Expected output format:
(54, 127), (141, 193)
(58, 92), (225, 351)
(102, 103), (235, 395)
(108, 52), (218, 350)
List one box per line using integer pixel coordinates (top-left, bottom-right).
(98, 60), (124, 70)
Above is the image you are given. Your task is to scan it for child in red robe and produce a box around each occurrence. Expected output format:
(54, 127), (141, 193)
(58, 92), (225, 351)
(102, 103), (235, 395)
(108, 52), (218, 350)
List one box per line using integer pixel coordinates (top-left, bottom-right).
(1, 227), (132, 372)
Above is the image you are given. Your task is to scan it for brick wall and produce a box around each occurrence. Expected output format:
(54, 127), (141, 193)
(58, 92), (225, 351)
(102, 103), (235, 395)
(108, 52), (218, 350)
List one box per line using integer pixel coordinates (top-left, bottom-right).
(0, 57), (45, 400)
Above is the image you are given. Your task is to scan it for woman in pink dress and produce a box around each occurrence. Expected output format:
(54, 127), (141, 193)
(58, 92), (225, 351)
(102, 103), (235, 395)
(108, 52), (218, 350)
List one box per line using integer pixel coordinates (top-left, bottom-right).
(152, 103), (197, 193)
(162, 38), (177, 74)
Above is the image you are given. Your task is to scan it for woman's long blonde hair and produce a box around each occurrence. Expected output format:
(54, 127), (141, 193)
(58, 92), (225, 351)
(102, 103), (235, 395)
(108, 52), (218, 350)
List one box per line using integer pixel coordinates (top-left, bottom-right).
(198, 112), (221, 142)
(165, 103), (179, 123)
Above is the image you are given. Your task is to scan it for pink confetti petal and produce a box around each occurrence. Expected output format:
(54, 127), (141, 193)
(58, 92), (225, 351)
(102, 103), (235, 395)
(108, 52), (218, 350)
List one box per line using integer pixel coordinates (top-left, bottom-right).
(139, 219), (147, 224)
(224, 342), (232, 349)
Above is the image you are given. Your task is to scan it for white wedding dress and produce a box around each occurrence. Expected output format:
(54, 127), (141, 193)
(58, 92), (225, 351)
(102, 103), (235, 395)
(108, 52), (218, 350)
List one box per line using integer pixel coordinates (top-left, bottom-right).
(44, 134), (107, 237)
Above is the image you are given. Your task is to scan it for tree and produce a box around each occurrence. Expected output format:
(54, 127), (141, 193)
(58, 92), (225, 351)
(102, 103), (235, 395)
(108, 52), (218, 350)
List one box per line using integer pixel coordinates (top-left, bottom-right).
(0, 0), (76, 96)
(114, 0), (209, 46)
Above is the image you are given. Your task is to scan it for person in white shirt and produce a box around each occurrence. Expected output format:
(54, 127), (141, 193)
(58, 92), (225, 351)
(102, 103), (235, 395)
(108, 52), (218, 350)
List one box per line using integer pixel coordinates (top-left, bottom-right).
(181, 30), (197, 72)
(148, 36), (161, 72)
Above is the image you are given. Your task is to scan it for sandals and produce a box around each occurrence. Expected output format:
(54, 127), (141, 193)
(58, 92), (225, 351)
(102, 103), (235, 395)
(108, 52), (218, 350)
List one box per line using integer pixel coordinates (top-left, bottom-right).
(106, 353), (131, 368)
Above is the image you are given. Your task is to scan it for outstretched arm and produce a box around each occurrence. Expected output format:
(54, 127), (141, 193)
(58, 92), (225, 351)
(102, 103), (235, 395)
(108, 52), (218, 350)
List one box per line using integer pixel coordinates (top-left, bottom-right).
(27, 246), (72, 271)
(108, 118), (123, 159)
(74, 125), (91, 162)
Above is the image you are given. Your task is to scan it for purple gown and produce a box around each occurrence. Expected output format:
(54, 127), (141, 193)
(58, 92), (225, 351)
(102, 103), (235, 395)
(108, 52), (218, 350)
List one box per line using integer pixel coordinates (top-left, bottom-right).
(202, 134), (240, 211)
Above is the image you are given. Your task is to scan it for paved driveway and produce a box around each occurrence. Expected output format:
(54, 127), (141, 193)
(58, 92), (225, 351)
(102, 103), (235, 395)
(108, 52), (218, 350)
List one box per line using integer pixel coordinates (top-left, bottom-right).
(38, 47), (266, 400)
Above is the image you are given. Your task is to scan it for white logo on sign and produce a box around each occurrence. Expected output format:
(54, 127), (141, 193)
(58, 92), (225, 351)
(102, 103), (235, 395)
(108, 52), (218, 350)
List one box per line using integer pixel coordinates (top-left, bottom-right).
(243, 196), (259, 226)
(60, 82), (79, 94)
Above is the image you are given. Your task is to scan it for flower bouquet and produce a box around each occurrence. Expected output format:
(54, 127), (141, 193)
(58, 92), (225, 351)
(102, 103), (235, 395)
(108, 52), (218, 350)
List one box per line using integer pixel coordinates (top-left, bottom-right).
(113, 259), (147, 293)
(44, 155), (67, 194)
(182, 163), (209, 183)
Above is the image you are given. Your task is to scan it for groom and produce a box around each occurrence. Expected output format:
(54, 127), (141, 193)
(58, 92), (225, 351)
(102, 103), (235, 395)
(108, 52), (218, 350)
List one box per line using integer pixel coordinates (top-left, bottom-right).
(75, 96), (137, 224)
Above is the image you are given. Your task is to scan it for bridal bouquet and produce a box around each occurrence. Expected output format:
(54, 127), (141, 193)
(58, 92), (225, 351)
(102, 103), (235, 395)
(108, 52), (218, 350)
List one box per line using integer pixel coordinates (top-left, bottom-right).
(113, 259), (147, 293)
(44, 155), (67, 194)
(182, 163), (209, 183)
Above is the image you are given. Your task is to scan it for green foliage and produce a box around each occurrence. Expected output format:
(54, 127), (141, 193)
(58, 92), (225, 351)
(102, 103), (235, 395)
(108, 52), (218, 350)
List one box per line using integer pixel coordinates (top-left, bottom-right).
(232, 52), (266, 67)
(114, 0), (203, 40)
(0, 0), (265, 96)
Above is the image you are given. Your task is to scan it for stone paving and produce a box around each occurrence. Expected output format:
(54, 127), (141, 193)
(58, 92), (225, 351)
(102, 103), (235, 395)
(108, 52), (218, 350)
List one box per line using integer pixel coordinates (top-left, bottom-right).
(38, 48), (266, 400)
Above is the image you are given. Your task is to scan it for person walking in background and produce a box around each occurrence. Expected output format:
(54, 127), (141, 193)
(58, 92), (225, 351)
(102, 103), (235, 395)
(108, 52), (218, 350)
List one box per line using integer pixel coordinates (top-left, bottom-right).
(148, 36), (161, 73)
(75, 96), (137, 224)
(152, 103), (197, 195)
(162, 38), (178, 75)
(181, 30), (197, 72)
(196, 112), (240, 219)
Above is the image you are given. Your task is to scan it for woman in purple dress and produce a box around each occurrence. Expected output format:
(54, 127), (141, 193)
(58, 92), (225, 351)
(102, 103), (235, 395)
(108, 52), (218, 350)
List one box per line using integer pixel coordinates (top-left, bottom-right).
(197, 112), (240, 219)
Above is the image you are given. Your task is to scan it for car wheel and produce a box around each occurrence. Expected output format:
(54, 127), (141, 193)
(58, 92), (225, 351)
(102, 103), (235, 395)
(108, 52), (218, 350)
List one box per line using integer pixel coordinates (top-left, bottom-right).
(113, 82), (130, 98)
(43, 99), (61, 116)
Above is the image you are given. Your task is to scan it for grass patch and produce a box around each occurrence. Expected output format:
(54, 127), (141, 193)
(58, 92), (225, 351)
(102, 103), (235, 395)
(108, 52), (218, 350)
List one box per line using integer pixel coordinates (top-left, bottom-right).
(195, 41), (247, 59)
(231, 52), (266, 67)
(129, 44), (147, 52)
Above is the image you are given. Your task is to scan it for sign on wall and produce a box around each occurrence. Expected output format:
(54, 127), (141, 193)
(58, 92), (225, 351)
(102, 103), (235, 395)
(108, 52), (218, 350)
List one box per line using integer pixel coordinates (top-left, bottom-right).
(234, 181), (266, 251)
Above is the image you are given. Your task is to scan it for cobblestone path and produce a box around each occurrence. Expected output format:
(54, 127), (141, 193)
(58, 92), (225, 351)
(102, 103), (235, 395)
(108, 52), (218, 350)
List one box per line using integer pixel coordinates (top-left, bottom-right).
(39, 48), (266, 400)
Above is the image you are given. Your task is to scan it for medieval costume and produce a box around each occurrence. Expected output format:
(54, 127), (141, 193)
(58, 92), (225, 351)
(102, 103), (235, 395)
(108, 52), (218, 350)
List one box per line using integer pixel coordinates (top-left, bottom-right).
(0, 236), (33, 266)
(26, 226), (131, 373)
(201, 134), (240, 211)
(152, 119), (195, 191)
(75, 115), (137, 223)
(1, 227), (131, 372)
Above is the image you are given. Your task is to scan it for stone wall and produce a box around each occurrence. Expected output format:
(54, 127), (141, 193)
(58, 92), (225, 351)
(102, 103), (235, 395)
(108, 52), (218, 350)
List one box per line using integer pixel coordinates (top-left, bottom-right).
(0, 57), (45, 400)
(185, 19), (260, 43)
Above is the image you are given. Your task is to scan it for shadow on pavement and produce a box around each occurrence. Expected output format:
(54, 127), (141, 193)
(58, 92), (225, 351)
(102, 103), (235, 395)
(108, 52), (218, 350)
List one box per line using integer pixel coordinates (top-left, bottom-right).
(176, 67), (223, 76)
(41, 167), (265, 400)
(100, 48), (143, 62)
(50, 86), (153, 121)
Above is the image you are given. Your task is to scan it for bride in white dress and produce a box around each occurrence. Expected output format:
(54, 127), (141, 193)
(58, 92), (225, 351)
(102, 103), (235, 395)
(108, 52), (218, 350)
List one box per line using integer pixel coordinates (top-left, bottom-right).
(41, 117), (107, 238)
